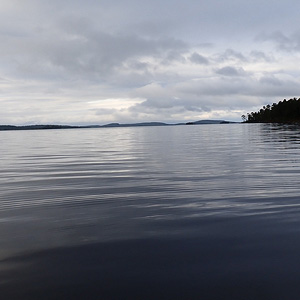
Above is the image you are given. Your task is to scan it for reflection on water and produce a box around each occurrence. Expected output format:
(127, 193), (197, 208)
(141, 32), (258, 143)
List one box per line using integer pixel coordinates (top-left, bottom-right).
(1, 124), (300, 299)
(259, 123), (300, 146)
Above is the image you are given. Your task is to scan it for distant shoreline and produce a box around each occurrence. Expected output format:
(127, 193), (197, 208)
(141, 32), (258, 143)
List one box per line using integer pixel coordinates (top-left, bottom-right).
(0, 120), (237, 131)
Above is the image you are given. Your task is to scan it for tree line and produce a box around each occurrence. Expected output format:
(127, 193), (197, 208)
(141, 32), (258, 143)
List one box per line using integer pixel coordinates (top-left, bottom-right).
(242, 98), (300, 123)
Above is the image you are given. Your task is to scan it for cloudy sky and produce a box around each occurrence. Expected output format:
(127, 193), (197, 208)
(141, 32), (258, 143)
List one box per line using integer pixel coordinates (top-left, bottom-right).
(1, 0), (300, 125)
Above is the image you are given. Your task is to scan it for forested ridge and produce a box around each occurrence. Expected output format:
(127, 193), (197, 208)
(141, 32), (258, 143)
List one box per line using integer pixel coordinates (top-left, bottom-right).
(242, 98), (300, 123)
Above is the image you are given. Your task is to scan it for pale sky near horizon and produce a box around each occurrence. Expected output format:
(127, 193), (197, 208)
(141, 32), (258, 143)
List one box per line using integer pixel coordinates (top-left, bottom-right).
(1, 0), (300, 125)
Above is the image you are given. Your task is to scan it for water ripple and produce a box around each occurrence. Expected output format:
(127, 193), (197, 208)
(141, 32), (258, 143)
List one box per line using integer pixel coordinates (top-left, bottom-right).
(1, 125), (300, 259)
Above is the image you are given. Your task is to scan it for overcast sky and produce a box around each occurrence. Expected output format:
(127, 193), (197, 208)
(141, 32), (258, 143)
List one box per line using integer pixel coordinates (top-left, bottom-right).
(1, 0), (300, 125)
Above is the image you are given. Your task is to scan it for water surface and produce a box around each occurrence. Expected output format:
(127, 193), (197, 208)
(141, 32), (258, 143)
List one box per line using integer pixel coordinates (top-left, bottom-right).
(1, 124), (300, 299)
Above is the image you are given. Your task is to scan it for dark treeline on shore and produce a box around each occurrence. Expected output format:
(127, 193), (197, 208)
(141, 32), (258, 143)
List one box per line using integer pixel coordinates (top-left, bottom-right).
(242, 97), (300, 123)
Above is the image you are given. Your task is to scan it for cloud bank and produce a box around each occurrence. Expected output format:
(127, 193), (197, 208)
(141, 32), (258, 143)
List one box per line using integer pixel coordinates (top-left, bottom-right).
(1, 0), (300, 125)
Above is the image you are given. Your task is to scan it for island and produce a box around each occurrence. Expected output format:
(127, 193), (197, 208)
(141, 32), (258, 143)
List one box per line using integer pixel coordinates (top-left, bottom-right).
(0, 120), (236, 131)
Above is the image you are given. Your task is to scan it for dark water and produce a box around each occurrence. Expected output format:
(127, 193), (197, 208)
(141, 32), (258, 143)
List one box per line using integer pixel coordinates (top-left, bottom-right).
(1, 124), (300, 299)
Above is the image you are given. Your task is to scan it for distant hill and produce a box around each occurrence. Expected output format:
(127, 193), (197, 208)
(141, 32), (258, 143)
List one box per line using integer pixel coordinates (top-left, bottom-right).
(0, 120), (236, 131)
(100, 122), (169, 128)
(0, 124), (78, 131)
(186, 120), (236, 125)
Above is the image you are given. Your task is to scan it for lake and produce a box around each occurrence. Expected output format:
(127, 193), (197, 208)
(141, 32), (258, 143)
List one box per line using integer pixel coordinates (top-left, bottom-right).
(1, 123), (300, 299)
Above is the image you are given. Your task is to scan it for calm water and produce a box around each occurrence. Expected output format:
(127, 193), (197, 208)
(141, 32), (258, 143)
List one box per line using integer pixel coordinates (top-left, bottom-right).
(1, 123), (300, 299)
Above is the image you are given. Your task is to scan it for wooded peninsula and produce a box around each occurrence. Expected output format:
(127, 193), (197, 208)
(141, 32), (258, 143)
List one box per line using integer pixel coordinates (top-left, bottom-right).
(242, 98), (300, 123)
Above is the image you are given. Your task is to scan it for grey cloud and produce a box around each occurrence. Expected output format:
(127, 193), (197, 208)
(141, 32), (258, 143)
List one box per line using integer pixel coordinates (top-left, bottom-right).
(1, 14), (188, 82)
(138, 98), (182, 109)
(257, 31), (300, 52)
(127, 60), (150, 71)
(189, 53), (209, 65)
(214, 49), (274, 65)
(129, 93), (251, 122)
(2, 0), (300, 124)
(108, 71), (154, 89)
(183, 105), (204, 112)
(130, 97), (210, 117)
(257, 31), (289, 42)
(95, 108), (117, 116)
(255, 79), (300, 97)
(161, 51), (187, 64)
(162, 73), (300, 105)
(114, 0), (300, 43)
(217, 49), (247, 62)
(259, 76), (282, 86)
(216, 66), (246, 77)
(128, 63), (300, 122)
(249, 51), (274, 62)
